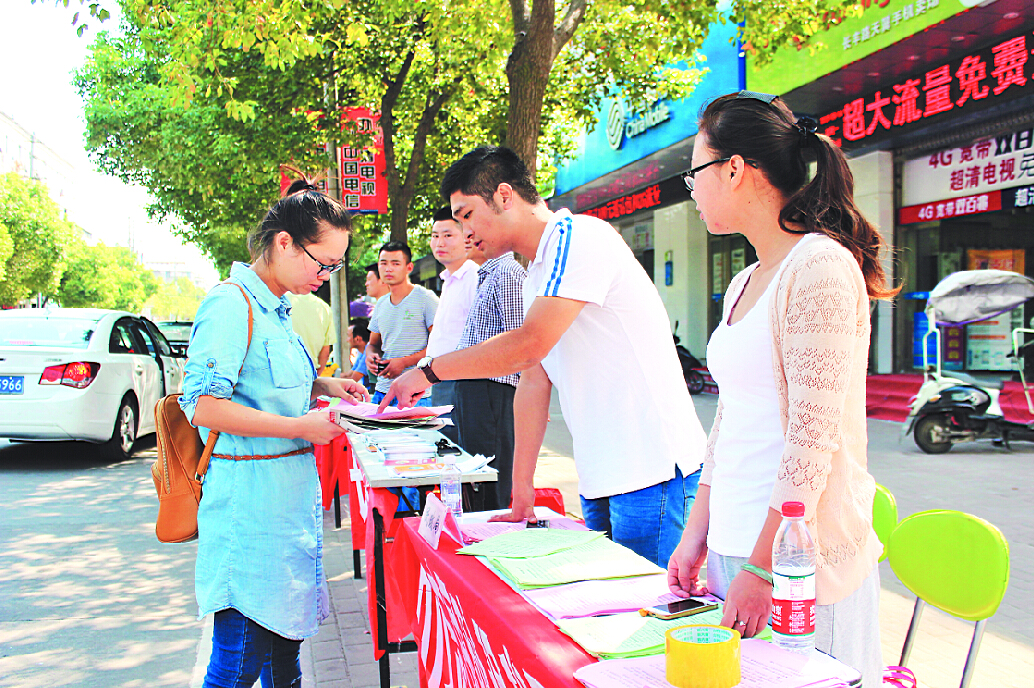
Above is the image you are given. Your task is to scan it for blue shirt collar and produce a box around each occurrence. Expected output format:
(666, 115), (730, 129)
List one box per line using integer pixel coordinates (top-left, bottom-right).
(229, 262), (290, 313)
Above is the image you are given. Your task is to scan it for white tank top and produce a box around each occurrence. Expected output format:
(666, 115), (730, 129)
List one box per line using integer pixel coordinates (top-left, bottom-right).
(705, 236), (813, 556)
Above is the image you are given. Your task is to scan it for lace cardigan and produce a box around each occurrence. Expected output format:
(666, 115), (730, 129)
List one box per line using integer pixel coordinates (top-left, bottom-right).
(701, 234), (883, 605)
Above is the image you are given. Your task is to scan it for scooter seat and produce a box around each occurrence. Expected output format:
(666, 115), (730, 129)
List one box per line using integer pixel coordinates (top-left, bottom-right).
(947, 371), (1005, 390)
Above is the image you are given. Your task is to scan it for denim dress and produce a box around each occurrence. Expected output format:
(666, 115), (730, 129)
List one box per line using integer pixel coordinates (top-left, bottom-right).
(179, 263), (329, 640)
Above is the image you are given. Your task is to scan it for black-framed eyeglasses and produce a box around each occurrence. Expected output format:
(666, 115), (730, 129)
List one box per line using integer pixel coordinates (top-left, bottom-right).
(300, 244), (344, 277)
(682, 157), (732, 192)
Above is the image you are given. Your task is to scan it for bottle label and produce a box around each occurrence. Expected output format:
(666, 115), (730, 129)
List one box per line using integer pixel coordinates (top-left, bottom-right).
(771, 571), (815, 636)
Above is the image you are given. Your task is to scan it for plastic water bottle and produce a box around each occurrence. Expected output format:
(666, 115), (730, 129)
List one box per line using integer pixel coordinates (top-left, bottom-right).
(771, 501), (816, 654)
(440, 455), (463, 520)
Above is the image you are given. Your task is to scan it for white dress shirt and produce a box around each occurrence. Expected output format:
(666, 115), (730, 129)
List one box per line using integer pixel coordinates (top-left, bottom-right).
(426, 260), (479, 358)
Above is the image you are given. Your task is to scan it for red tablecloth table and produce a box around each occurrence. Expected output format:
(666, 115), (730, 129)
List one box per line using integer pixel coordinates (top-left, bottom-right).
(315, 430), (499, 688)
(392, 517), (597, 688)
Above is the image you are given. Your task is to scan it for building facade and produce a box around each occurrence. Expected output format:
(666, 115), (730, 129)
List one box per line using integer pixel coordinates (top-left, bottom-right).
(550, 0), (1034, 375)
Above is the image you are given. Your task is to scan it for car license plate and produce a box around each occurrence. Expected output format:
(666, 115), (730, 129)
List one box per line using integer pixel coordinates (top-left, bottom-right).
(0, 375), (24, 394)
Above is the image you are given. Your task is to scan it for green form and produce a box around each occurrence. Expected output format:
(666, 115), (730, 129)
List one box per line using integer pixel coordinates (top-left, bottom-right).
(456, 528), (604, 558)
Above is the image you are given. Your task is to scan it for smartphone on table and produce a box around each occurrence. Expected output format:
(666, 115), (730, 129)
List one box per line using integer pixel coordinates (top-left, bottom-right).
(640, 598), (719, 620)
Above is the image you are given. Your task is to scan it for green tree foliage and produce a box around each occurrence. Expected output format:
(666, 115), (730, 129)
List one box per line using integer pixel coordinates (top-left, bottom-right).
(75, 29), (330, 274)
(58, 242), (159, 311)
(76, 0), (861, 268)
(0, 172), (78, 307)
(145, 276), (206, 320)
(120, 0), (861, 177)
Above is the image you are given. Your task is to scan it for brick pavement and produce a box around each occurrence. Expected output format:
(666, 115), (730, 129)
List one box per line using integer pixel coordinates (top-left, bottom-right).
(300, 392), (1034, 687)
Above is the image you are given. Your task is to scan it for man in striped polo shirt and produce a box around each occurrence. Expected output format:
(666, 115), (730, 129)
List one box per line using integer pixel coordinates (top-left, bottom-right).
(366, 240), (438, 406)
(380, 146), (706, 568)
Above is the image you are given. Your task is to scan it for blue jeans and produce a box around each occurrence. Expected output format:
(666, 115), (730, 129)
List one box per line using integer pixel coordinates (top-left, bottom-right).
(204, 608), (301, 688)
(580, 466), (701, 569)
(372, 390), (433, 407)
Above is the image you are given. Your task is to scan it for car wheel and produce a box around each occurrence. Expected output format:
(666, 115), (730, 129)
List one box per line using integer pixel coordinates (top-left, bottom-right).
(685, 370), (705, 395)
(106, 394), (138, 460)
(914, 414), (952, 454)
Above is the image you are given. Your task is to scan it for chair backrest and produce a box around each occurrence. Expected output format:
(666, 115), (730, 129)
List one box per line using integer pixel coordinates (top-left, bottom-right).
(887, 509), (1010, 621)
(872, 483), (898, 563)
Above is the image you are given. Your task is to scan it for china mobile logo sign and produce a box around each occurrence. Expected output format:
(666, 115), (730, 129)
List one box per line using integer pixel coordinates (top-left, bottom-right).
(820, 31), (1034, 149)
(605, 98), (671, 150)
(416, 566), (547, 688)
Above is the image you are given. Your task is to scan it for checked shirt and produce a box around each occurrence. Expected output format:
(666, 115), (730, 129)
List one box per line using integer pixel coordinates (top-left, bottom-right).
(456, 252), (526, 387)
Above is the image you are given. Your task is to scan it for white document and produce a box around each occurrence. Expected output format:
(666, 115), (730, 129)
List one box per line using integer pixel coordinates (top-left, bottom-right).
(523, 574), (682, 619)
(572, 639), (861, 688)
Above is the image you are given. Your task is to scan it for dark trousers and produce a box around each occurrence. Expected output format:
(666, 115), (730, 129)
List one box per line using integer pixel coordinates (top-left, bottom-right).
(431, 379), (460, 444)
(453, 379), (516, 510)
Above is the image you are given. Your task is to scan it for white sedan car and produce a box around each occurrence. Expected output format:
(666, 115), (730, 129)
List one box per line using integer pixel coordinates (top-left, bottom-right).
(0, 308), (186, 458)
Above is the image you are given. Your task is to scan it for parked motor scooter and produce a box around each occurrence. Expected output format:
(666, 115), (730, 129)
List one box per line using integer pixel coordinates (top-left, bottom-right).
(672, 321), (705, 395)
(904, 270), (1034, 453)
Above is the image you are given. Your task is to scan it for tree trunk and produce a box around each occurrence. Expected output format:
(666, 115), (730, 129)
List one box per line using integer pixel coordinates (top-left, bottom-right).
(504, 0), (587, 178)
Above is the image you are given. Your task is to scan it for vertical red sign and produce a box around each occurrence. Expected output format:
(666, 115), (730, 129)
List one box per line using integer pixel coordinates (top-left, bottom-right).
(340, 107), (389, 214)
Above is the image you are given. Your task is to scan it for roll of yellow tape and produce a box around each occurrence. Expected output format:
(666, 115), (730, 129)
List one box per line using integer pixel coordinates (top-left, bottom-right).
(665, 624), (741, 688)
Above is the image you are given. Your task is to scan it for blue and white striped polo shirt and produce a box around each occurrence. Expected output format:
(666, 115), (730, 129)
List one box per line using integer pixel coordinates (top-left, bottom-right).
(523, 209), (707, 499)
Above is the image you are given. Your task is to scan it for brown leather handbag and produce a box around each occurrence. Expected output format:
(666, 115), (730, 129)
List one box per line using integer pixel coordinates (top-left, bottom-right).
(151, 283), (253, 543)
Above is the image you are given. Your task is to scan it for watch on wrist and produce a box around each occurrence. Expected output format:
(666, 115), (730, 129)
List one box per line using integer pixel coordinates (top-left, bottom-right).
(417, 356), (440, 384)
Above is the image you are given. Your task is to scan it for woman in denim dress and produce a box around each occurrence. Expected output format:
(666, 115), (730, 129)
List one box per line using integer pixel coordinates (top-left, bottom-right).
(179, 179), (368, 688)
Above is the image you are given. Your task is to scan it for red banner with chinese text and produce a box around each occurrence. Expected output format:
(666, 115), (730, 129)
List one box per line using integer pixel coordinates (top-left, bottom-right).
(340, 107), (389, 214)
(899, 190), (1002, 224)
(821, 31), (1034, 149)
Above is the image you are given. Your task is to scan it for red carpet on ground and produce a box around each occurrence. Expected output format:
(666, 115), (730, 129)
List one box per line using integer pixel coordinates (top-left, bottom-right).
(703, 371), (924, 422)
(865, 374), (923, 422)
(997, 381), (1034, 423)
(865, 375), (1034, 423)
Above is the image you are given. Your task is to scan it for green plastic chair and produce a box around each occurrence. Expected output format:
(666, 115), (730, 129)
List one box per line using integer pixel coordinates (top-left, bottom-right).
(872, 483), (898, 563)
(887, 509), (1010, 688)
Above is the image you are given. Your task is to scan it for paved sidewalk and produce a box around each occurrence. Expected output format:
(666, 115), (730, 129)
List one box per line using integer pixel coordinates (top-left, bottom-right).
(300, 392), (1034, 688)
(299, 509), (418, 688)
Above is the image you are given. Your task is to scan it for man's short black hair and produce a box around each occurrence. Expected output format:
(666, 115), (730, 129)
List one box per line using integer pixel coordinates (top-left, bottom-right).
(365, 263), (379, 274)
(351, 319), (370, 342)
(432, 205), (457, 223)
(379, 240), (412, 262)
(440, 146), (541, 206)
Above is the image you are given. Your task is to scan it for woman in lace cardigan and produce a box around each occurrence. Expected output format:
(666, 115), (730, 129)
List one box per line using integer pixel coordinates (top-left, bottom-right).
(667, 92), (895, 684)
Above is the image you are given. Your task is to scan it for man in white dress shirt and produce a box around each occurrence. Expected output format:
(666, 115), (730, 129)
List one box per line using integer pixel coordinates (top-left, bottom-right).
(425, 206), (482, 440)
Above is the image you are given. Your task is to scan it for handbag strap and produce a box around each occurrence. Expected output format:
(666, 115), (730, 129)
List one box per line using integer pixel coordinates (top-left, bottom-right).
(196, 281), (254, 480)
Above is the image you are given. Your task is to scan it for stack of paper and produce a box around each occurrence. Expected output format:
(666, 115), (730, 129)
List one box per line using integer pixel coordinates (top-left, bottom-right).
(367, 431), (440, 465)
(523, 574), (682, 620)
(468, 532), (664, 589)
(327, 400), (452, 431)
(459, 518), (589, 544)
(457, 528), (604, 558)
(573, 639), (860, 688)
(557, 610), (723, 659)
(558, 605), (769, 660)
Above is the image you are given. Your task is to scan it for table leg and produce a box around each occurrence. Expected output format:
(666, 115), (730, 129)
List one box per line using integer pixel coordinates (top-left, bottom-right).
(372, 508), (418, 688)
(373, 508), (391, 688)
(333, 483), (342, 529)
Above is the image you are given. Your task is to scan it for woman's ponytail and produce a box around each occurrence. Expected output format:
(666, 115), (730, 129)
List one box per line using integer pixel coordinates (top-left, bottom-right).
(780, 134), (898, 299)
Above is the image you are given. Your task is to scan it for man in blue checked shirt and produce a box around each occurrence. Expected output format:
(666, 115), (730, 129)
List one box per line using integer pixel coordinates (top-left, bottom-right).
(451, 228), (526, 510)
(380, 146), (707, 569)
